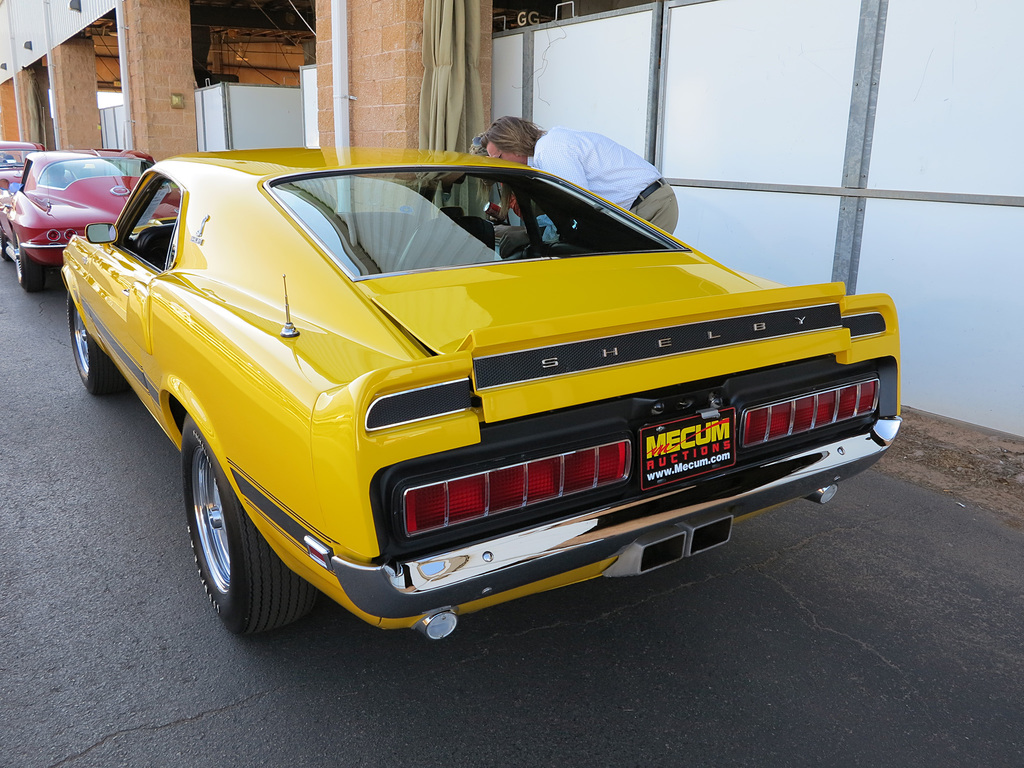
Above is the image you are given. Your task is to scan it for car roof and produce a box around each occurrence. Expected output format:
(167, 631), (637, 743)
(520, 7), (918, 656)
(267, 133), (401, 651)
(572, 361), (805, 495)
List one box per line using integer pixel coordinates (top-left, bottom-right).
(0, 141), (44, 151)
(158, 147), (517, 182)
(25, 149), (154, 165)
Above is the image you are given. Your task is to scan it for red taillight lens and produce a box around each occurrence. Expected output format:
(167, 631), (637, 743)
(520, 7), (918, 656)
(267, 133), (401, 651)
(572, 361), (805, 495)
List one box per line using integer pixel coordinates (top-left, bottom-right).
(404, 485), (446, 534)
(563, 448), (597, 494)
(837, 386), (858, 421)
(792, 396), (816, 434)
(488, 465), (525, 513)
(741, 379), (880, 449)
(857, 380), (877, 414)
(447, 475), (486, 524)
(815, 390), (837, 426)
(743, 409), (769, 446)
(767, 402), (793, 441)
(403, 439), (631, 535)
(526, 457), (561, 503)
(597, 442), (630, 484)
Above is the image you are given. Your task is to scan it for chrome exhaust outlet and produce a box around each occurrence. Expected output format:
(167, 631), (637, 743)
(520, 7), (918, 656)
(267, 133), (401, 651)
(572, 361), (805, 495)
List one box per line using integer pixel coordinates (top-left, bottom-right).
(806, 484), (839, 504)
(604, 525), (688, 577)
(605, 514), (734, 577)
(414, 609), (458, 640)
(687, 515), (732, 555)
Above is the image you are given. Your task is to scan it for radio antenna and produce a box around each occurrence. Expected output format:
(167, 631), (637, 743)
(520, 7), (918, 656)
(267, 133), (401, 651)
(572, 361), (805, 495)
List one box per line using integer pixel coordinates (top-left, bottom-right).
(280, 274), (300, 338)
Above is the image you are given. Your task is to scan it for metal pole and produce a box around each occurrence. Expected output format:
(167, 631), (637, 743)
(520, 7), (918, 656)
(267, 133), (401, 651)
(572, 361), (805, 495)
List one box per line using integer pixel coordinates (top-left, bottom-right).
(832, 0), (889, 293)
(4, 0), (23, 140)
(331, 0), (350, 147)
(41, 0), (60, 149)
(115, 0), (134, 149)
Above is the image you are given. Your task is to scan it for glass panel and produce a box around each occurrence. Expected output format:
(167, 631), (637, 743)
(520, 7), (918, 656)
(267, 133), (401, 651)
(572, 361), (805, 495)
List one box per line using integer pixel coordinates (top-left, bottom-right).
(271, 168), (676, 278)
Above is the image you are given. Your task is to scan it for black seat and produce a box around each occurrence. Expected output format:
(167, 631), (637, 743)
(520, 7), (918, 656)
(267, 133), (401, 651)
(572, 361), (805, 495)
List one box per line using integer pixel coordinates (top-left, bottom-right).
(132, 224), (174, 269)
(453, 215), (495, 251)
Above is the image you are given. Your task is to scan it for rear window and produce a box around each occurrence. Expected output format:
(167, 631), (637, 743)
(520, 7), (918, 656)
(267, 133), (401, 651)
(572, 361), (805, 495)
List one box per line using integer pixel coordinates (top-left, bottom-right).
(37, 158), (153, 190)
(269, 168), (680, 278)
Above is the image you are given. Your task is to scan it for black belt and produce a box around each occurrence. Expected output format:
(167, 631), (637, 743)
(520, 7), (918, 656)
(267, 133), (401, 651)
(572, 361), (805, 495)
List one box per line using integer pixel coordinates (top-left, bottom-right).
(630, 178), (667, 209)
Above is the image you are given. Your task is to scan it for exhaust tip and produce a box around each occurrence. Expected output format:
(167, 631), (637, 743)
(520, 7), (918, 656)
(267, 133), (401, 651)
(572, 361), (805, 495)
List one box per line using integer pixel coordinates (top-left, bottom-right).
(415, 610), (458, 640)
(807, 484), (839, 504)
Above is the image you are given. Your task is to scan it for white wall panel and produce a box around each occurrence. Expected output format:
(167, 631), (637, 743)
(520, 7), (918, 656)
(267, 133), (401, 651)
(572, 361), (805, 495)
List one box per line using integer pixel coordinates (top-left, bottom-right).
(0, 2), (11, 82)
(531, 11), (653, 155)
(99, 104), (125, 148)
(300, 65), (318, 148)
(196, 83), (302, 151)
(195, 86), (226, 151)
(660, 0), (861, 186)
(228, 84), (302, 150)
(491, 34), (524, 120)
(673, 187), (841, 287)
(857, 199), (1024, 436)
(9, 0), (45, 70)
(870, 0), (1024, 197)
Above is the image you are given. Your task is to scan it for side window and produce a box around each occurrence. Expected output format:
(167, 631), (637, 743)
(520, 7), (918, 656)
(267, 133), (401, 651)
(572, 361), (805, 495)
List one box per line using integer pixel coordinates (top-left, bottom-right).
(120, 177), (182, 271)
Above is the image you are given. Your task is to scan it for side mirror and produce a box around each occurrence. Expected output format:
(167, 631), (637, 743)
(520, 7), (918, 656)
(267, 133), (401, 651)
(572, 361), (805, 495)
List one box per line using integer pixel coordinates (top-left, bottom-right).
(85, 222), (116, 244)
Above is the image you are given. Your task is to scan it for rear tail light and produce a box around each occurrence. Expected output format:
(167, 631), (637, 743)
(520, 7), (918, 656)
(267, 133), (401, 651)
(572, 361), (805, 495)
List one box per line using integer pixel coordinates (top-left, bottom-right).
(742, 379), (878, 447)
(404, 439), (631, 535)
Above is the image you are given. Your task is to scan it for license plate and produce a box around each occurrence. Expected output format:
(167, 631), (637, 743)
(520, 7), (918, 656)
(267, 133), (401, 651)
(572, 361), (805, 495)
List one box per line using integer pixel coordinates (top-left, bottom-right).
(639, 408), (737, 491)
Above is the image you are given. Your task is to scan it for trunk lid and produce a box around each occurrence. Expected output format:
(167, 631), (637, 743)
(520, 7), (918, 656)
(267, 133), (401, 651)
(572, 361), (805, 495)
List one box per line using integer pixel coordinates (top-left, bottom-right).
(357, 251), (783, 355)
(355, 252), (851, 423)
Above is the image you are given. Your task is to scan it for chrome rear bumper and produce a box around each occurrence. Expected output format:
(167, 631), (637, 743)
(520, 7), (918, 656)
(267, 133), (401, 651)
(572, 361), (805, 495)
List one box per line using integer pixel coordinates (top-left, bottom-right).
(331, 417), (901, 619)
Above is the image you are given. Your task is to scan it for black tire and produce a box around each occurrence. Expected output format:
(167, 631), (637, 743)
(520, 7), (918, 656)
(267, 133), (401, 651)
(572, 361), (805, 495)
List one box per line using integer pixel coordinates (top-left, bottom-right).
(182, 416), (318, 634)
(14, 236), (45, 292)
(67, 294), (130, 395)
(0, 229), (10, 262)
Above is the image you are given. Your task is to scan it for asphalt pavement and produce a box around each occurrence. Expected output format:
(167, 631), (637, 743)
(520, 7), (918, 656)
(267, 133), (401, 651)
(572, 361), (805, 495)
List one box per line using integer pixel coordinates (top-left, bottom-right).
(2, 265), (1023, 768)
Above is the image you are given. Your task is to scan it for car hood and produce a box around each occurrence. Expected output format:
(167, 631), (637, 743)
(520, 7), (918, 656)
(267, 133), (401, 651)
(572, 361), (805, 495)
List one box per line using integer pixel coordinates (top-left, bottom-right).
(356, 251), (807, 355)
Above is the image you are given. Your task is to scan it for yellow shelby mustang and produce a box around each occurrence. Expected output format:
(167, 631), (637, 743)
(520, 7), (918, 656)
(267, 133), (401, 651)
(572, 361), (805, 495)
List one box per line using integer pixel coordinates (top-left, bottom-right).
(62, 147), (900, 639)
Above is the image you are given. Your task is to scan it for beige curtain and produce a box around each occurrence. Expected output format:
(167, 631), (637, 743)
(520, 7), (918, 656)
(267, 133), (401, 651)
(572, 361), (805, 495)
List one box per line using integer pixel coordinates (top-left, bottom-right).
(419, 0), (484, 152)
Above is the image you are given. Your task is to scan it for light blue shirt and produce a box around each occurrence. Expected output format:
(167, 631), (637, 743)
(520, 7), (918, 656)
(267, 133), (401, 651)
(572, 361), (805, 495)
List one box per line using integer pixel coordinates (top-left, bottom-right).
(528, 127), (662, 209)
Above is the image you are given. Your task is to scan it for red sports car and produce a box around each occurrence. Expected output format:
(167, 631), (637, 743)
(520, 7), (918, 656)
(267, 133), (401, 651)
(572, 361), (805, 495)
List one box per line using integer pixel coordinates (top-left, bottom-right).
(1, 149), (153, 291)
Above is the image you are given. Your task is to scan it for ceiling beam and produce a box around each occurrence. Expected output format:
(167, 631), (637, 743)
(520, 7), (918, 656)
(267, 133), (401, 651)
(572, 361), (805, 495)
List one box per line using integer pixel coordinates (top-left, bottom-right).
(190, 5), (315, 34)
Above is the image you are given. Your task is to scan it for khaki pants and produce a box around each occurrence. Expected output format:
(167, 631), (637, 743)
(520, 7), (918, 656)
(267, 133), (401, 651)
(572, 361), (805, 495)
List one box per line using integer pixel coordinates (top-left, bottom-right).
(631, 183), (678, 235)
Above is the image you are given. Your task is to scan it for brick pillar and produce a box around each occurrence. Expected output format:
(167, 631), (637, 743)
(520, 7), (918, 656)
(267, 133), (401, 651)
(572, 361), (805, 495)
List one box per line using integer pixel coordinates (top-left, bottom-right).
(50, 37), (101, 150)
(0, 80), (18, 141)
(479, 0), (492, 126)
(123, 0), (197, 160)
(315, 0), (492, 150)
(315, 0), (337, 147)
(351, 0), (423, 148)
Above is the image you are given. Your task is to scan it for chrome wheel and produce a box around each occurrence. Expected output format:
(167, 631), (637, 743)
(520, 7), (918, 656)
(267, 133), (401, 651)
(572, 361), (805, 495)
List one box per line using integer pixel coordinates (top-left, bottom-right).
(191, 445), (231, 594)
(71, 307), (90, 376)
